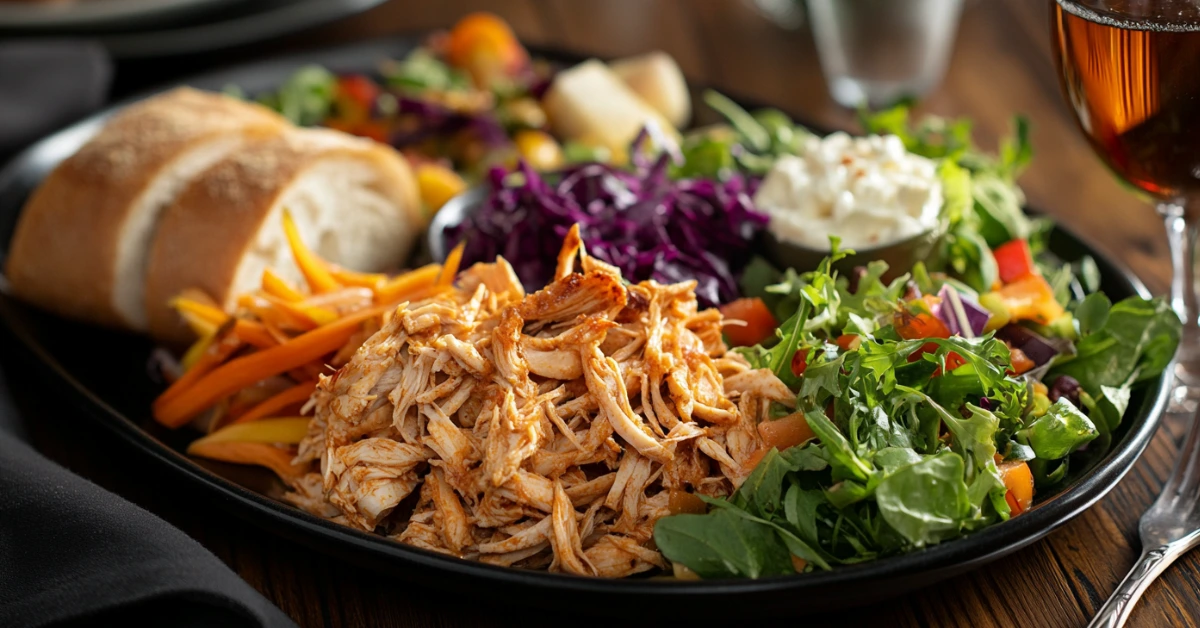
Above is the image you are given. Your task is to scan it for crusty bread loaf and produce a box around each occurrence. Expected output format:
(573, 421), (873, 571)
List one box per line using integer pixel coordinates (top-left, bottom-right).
(144, 127), (423, 344)
(5, 87), (287, 330)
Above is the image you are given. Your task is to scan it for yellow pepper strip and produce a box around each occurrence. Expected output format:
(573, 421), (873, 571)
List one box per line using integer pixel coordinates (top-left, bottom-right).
(170, 296), (228, 338)
(415, 162), (468, 213)
(438, 241), (466, 288)
(180, 332), (215, 371)
(189, 416), (310, 446)
(186, 438), (308, 482)
(328, 266), (388, 290)
(375, 264), (440, 304)
(261, 269), (306, 302)
(282, 209), (342, 294)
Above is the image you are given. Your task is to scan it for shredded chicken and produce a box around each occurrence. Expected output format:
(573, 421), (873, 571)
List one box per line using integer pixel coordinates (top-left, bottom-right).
(287, 227), (791, 576)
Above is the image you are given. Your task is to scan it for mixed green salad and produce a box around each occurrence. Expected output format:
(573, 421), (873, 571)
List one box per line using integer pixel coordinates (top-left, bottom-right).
(650, 103), (1180, 577)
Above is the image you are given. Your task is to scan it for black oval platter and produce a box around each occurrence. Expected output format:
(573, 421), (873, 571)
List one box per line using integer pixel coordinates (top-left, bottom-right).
(0, 34), (1171, 617)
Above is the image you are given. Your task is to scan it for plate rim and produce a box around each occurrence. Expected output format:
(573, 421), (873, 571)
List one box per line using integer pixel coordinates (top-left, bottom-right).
(0, 33), (1172, 601)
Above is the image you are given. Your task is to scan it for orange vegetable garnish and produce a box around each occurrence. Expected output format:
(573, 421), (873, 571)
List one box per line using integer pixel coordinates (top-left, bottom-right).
(1008, 347), (1036, 375)
(998, 460), (1034, 515)
(262, 269), (306, 302)
(157, 328), (244, 409)
(997, 274), (1064, 325)
(232, 379), (319, 425)
(376, 264), (441, 303)
(153, 305), (389, 428)
(758, 412), (816, 452)
(327, 267), (387, 290)
(282, 209), (342, 294)
(446, 12), (529, 88)
(718, 298), (778, 347)
(439, 241), (466, 288)
(187, 441), (307, 482)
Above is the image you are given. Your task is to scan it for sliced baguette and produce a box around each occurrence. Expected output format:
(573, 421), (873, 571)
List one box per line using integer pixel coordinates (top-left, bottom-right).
(144, 127), (423, 344)
(5, 87), (287, 330)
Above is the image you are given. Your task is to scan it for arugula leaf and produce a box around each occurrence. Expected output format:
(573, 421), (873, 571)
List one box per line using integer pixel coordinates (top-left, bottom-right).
(804, 409), (873, 482)
(875, 452), (971, 546)
(733, 446), (825, 516)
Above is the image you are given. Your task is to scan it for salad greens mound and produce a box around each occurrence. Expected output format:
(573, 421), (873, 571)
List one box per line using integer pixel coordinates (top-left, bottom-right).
(654, 101), (1181, 579)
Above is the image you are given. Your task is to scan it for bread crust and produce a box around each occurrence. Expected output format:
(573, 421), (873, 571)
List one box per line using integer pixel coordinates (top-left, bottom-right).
(144, 127), (422, 343)
(4, 87), (286, 328)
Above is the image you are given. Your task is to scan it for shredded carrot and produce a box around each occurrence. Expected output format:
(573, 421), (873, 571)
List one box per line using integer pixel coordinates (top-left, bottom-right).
(234, 319), (278, 350)
(329, 265), (387, 290)
(376, 264), (440, 303)
(438, 241), (466, 287)
(239, 293), (317, 332)
(302, 287), (375, 315)
(187, 440), (307, 482)
(156, 328), (243, 409)
(261, 293), (338, 327)
(153, 305), (389, 428)
(232, 380), (318, 425)
(261, 269), (306, 302)
(282, 209), (342, 294)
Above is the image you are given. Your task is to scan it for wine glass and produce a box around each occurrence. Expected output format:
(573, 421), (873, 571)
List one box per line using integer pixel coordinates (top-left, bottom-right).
(1051, 0), (1200, 394)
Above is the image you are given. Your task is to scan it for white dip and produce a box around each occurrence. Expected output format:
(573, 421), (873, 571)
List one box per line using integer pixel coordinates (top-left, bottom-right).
(753, 132), (943, 250)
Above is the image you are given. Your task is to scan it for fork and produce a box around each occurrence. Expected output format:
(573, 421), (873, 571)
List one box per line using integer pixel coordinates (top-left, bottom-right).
(1089, 398), (1200, 627)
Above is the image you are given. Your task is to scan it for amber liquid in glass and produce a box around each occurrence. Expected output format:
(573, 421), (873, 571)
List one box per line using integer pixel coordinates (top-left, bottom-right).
(1052, 1), (1200, 202)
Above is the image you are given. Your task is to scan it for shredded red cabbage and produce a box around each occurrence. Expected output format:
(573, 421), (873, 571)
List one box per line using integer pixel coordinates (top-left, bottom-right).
(934, 285), (992, 338)
(445, 154), (769, 307)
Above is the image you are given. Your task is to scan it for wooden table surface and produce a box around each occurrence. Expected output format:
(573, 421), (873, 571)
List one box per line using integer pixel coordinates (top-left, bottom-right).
(23, 0), (1200, 626)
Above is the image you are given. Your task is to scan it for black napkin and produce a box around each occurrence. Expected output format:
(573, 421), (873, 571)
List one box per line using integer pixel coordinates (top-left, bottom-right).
(0, 41), (112, 157)
(0, 41), (296, 628)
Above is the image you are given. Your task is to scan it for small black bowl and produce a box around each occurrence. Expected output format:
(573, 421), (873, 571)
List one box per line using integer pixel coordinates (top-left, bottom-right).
(761, 219), (948, 277)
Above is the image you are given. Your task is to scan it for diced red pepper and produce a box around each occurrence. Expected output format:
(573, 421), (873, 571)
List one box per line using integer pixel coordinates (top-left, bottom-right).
(907, 341), (940, 364)
(993, 239), (1037, 284)
(791, 348), (810, 378)
(835, 333), (862, 352)
(337, 75), (380, 111)
(933, 351), (969, 377)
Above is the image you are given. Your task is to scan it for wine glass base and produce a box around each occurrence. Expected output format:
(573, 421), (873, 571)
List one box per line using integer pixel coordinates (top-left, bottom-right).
(1169, 340), (1200, 415)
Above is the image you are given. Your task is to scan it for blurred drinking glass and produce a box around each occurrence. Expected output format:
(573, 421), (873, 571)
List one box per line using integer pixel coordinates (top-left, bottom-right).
(1051, 0), (1200, 382)
(808, 0), (964, 109)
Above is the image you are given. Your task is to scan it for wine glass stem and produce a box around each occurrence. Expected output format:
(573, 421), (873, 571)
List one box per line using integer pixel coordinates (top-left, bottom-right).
(1161, 203), (1200, 385)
